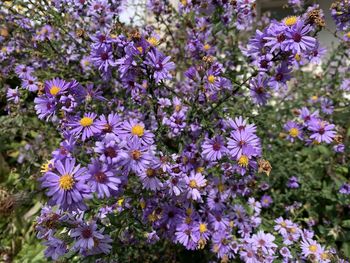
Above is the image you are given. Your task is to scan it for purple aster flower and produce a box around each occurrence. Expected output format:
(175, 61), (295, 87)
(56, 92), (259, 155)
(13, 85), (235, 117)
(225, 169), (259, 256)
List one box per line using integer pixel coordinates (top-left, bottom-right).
(249, 230), (277, 255)
(15, 64), (34, 78)
(321, 98), (334, 115)
(284, 20), (316, 53)
(175, 223), (200, 250)
(70, 221), (112, 255)
(261, 194), (273, 208)
(226, 116), (257, 134)
(68, 112), (103, 141)
(52, 133), (75, 161)
(264, 22), (287, 53)
(43, 237), (67, 260)
(87, 159), (121, 198)
(138, 160), (163, 191)
(40, 158), (91, 211)
(333, 144), (345, 153)
(119, 119), (154, 145)
(145, 50), (175, 83)
(120, 137), (153, 173)
(6, 87), (20, 104)
(22, 75), (39, 92)
(34, 96), (57, 120)
(280, 246), (292, 259)
(340, 78), (350, 91)
(60, 94), (77, 112)
(90, 45), (116, 72)
(308, 120), (336, 143)
(211, 231), (235, 259)
(185, 171), (207, 202)
(163, 111), (187, 136)
(300, 238), (321, 259)
(44, 78), (69, 98)
(287, 176), (300, 188)
(284, 121), (303, 142)
(202, 135), (227, 161)
(94, 133), (128, 164)
(227, 130), (261, 158)
(269, 63), (292, 90)
(95, 112), (121, 134)
(300, 107), (319, 123)
(249, 74), (271, 105)
(339, 183), (350, 195)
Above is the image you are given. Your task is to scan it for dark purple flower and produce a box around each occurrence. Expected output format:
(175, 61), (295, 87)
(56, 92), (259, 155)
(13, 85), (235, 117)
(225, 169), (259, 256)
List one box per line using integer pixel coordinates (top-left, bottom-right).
(308, 120), (336, 143)
(202, 136), (227, 161)
(145, 50), (175, 83)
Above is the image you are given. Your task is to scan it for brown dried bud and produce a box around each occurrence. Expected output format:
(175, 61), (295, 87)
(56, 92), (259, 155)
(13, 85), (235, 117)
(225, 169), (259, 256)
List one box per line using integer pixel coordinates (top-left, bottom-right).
(128, 30), (141, 41)
(308, 9), (325, 27)
(75, 28), (85, 38)
(258, 159), (272, 176)
(291, 108), (301, 116)
(334, 134), (343, 144)
(202, 55), (214, 63)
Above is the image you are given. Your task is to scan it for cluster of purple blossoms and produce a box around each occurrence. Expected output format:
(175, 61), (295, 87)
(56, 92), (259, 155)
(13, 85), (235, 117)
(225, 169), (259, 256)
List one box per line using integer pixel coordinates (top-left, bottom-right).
(331, 0), (350, 31)
(247, 15), (326, 105)
(283, 107), (338, 146)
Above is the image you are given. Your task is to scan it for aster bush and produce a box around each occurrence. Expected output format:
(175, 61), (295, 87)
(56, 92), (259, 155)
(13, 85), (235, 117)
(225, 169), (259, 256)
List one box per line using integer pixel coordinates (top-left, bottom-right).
(0, 0), (350, 262)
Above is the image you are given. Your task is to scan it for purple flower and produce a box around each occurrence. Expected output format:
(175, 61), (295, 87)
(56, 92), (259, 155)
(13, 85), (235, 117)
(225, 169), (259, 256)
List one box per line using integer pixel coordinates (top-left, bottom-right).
(249, 74), (271, 105)
(333, 144), (345, 153)
(15, 64), (34, 78)
(287, 176), (300, 188)
(249, 230), (277, 255)
(95, 112), (121, 134)
(94, 134), (128, 164)
(175, 223), (199, 250)
(308, 120), (336, 143)
(227, 130), (261, 158)
(269, 63), (292, 90)
(138, 160), (163, 191)
(284, 121), (303, 142)
(43, 237), (67, 260)
(70, 221), (112, 255)
(6, 87), (20, 104)
(339, 183), (350, 195)
(34, 96), (57, 120)
(44, 78), (69, 97)
(41, 158), (91, 211)
(261, 194), (273, 208)
(185, 171), (207, 202)
(284, 20), (316, 53)
(119, 119), (154, 145)
(202, 136), (227, 161)
(120, 137), (153, 173)
(145, 50), (175, 83)
(22, 75), (39, 92)
(87, 159), (121, 198)
(68, 112), (103, 141)
(90, 45), (116, 72)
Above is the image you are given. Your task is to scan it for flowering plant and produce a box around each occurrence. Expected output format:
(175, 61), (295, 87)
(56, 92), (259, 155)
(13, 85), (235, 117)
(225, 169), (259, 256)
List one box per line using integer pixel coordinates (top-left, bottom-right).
(0, 0), (350, 262)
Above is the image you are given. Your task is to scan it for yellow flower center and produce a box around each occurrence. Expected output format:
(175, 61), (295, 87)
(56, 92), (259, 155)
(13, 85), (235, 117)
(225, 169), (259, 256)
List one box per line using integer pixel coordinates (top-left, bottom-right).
(1, 47), (7, 53)
(186, 208), (192, 215)
(140, 200), (146, 209)
(147, 37), (158, 46)
(321, 252), (329, 259)
(137, 46), (143, 53)
(196, 167), (204, 173)
(40, 160), (52, 173)
(199, 223), (207, 233)
(284, 16), (298, 26)
(238, 155), (249, 167)
(309, 244), (317, 253)
(175, 105), (182, 112)
(131, 124), (144, 136)
(49, 85), (61, 96)
(289, 128), (299, 138)
(208, 75), (216, 84)
(59, 174), (74, 190)
(80, 117), (93, 127)
(181, 0), (187, 5)
(83, 60), (90, 66)
(203, 44), (211, 51)
(311, 95), (318, 101)
(280, 221), (287, 228)
(294, 54), (301, 61)
(117, 198), (124, 206)
(347, 32), (350, 38)
(189, 179), (198, 188)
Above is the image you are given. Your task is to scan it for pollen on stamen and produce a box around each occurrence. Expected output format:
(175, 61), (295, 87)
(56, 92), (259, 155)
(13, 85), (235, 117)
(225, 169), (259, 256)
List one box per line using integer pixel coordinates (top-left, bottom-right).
(284, 16), (299, 26)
